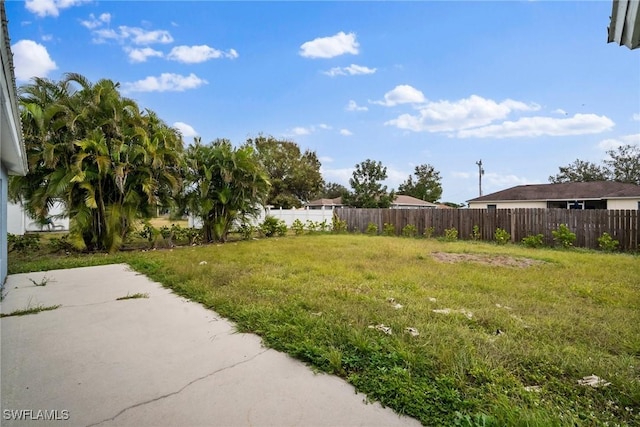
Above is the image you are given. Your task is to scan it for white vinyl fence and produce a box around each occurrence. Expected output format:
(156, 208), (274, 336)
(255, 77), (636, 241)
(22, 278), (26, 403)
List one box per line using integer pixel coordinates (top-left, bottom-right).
(188, 206), (336, 229)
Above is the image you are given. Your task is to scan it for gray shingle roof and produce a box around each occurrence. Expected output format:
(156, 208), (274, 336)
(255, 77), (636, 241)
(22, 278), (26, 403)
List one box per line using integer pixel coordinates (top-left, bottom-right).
(467, 182), (640, 202)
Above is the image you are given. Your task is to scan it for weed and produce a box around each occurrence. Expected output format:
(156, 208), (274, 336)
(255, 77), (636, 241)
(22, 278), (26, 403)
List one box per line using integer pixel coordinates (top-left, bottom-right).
(260, 216), (287, 237)
(116, 292), (149, 300)
(494, 228), (510, 245)
(597, 232), (619, 252)
(522, 234), (545, 248)
(402, 224), (418, 238)
(383, 223), (396, 237)
(291, 219), (305, 235)
(0, 304), (61, 318)
(444, 227), (458, 241)
(552, 224), (576, 248)
(332, 215), (348, 233)
(28, 275), (52, 287)
(471, 225), (481, 241)
(423, 226), (435, 239)
(366, 222), (378, 236)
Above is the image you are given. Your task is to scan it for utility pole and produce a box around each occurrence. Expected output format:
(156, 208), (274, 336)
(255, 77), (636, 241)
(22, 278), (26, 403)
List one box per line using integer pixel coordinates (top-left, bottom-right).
(476, 160), (484, 197)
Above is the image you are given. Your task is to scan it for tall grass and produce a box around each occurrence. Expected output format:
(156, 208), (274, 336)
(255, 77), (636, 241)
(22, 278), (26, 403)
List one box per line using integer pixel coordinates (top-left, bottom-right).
(9, 235), (640, 425)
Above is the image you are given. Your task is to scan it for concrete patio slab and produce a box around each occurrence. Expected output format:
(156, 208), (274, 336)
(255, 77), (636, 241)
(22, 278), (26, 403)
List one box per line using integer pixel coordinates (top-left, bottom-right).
(1, 264), (420, 427)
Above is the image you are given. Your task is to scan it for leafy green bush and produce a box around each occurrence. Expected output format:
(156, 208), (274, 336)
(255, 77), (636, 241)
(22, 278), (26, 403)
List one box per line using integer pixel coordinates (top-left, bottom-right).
(138, 223), (160, 248)
(471, 225), (481, 241)
(8, 233), (41, 254)
(261, 216), (287, 237)
(366, 222), (378, 236)
(402, 224), (417, 238)
(444, 227), (458, 241)
(383, 223), (395, 236)
(494, 228), (510, 245)
(237, 223), (256, 240)
(332, 215), (347, 233)
(305, 220), (318, 233)
(597, 232), (619, 252)
(521, 234), (544, 248)
(291, 219), (305, 235)
(423, 226), (435, 239)
(47, 234), (75, 253)
(316, 220), (330, 232)
(552, 224), (576, 248)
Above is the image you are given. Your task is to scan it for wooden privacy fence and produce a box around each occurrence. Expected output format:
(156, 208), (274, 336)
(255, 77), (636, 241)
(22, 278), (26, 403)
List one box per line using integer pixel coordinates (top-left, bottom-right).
(335, 208), (639, 251)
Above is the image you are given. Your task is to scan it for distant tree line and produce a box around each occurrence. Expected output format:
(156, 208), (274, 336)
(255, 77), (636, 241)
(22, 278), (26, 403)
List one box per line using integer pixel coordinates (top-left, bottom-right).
(549, 145), (640, 185)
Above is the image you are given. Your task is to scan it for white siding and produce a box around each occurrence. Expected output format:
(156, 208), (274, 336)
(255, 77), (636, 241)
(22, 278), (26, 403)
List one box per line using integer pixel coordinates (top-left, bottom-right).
(468, 201), (547, 209)
(607, 198), (640, 210)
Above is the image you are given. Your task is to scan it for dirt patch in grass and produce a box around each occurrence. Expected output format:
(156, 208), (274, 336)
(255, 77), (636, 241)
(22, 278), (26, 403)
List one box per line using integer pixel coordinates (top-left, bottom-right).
(431, 252), (544, 268)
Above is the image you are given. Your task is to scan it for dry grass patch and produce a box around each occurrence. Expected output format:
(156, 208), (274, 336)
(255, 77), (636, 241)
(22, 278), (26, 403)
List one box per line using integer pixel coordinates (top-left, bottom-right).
(431, 252), (545, 268)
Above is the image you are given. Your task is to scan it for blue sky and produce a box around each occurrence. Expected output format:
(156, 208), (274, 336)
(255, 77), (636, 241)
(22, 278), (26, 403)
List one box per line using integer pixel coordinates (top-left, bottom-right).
(6, 0), (640, 204)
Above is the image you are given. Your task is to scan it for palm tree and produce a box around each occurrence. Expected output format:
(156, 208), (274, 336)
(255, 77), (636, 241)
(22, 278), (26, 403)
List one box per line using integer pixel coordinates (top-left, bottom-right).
(185, 138), (270, 243)
(11, 73), (183, 252)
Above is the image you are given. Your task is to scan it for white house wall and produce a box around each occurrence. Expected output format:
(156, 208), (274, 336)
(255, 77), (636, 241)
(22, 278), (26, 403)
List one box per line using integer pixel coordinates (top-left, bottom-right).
(607, 198), (640, 210)
(468, 201), (547, 209)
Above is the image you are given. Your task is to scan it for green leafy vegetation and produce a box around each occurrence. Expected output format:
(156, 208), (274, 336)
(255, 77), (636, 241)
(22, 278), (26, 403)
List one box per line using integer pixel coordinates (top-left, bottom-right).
(116, 292), (149, 300)
(597, 232), (619, 252)
(521, 234), (545, 248)
(443, 227), (458, 241)
(552, 224), (577, 248)
(493, 228), (510, 245)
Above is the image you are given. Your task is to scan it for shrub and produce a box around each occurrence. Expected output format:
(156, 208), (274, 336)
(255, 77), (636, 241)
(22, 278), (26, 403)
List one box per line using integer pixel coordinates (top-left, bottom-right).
(237, 223), (256, 240)
(521, 234), (544, 248)
(260, 216), (287, 237)
(494, 228), (510, 245)
(332, 215), (347, 233)
(291, 219), (305, 235)
(471, 225), (481, 241)
(444, 227), (458, 241)
(552, 224), (576, 248)
(597, 232), (619, 252)
(402, 224), (417, 238)
(366, 222), (378, 236)
(48, 234), (75, 253)
(138, 222), (160, 248)
(8, 233), (41, 254)
(423, 226), (435, 239)
(184, 228), (203, 245)
(316, 220), (330, 232)
(305, 220), (318, 233)
(383, 223), (396, 236)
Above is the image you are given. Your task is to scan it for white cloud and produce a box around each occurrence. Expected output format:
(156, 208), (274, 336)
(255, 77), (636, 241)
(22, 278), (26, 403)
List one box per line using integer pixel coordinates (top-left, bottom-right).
(299, 31), (359, 59)
(80, 12), (111, 29)
(484, 172), (536, 188)
(633, 113), (640, 121)
(323, 64), (376, 77)
(92, 26), (173, 45)
(321, 167), (353, 186)
(372, 85), (426, 107)
(25, 0), (89, 17)
(126, 47), (163, 63)
(167, 45), (238, 63)
(291, 127), (311, 136)
(456, 114), (614, 138)
(123, 73), (208, 93)
(597, 133), (640, 151)
(451, 172), (471, 179)
(340, 129), (353, 136)
(11, 40), (57, 81)
(345, 100), (368, 112)
(319, 156), (334, 163)
(41, 34), (53, 41)
(173, 122), (199, 138)
(552, 108), (568, 116)
(317, 123), (331, 130)
(385, 95), (540, 132)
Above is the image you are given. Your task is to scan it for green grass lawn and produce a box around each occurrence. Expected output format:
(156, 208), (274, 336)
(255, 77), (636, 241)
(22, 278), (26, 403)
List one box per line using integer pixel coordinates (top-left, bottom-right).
(9, 234), (640, 426)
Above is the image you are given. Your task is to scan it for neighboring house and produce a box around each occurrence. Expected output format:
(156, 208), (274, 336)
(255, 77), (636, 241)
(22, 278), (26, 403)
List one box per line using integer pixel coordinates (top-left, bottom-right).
(306, 195), (439, 209)
(608, 0), (640, 49)
(7, 200), (70, 234)
(1, 3), (28, 284)
(467, 182), (640, 210)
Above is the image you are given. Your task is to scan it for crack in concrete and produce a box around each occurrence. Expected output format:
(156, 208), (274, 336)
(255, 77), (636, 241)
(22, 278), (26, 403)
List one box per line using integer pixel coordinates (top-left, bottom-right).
(85, 347), (270, 427)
